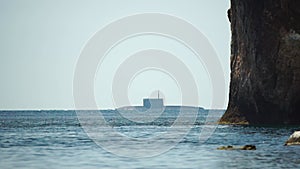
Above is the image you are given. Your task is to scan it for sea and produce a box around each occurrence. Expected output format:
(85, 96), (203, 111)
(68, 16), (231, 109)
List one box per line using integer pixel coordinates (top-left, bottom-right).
(0, 109), (300, 169)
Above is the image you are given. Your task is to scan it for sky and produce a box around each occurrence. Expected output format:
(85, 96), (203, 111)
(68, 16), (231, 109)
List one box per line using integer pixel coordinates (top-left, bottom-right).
(0, 0), (231, 110)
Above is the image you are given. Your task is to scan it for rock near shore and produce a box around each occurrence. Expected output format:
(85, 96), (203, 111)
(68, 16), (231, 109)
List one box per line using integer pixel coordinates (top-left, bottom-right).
(217, 145), (256, 150)
(220, 0), (300, 124)
(285, 131), (300, 146)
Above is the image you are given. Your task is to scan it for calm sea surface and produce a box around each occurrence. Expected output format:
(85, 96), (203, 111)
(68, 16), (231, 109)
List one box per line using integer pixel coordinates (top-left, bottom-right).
(0, 110), (300, 169)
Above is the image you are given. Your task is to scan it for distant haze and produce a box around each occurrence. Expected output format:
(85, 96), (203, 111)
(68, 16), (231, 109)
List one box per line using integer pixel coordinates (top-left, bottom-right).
(0, 0), (230, 110)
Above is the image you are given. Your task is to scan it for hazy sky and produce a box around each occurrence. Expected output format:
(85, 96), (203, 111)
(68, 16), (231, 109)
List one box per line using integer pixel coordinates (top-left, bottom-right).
(0, 0), (230, 110)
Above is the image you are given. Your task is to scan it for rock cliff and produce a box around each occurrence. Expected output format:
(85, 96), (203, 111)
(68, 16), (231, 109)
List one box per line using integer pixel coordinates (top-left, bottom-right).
(220, 0), (300, 124)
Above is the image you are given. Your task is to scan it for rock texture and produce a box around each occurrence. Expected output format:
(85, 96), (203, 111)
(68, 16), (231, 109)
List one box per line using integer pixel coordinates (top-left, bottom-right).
(220, 0), (300, 124)
(285, 131), (300, 145)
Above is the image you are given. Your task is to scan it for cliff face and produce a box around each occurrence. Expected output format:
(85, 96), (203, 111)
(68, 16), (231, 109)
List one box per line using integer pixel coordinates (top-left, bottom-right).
(220, 0), (300, 124)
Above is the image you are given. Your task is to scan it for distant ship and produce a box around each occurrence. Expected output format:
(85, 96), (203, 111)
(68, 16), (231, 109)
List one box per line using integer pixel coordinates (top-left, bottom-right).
(117, 91), (204, 111)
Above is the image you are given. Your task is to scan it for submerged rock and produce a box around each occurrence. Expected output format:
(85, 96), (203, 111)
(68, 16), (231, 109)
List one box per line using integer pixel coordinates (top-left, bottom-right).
(217, 145), (256, 150)
(285, 131), (300, 146)
(220, 0), (300, 124)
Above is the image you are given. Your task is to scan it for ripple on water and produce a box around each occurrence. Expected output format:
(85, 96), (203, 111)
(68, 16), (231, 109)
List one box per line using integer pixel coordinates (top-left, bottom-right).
(0, 110), (300, 169)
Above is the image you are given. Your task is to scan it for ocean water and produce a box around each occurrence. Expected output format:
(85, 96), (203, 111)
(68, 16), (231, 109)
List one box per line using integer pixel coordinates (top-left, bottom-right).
(0, 110), (300, 169)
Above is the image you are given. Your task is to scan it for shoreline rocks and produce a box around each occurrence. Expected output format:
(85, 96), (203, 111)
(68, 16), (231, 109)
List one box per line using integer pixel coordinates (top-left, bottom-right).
(217, 145), (256, 150)
(285, 131), (300, 146)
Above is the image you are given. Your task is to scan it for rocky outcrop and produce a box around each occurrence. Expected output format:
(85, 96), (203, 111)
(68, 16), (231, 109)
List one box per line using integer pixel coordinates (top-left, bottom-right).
(285, 131), (300, 145)
(220, 0), (300, 124)
(217, 145), (256, 150)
